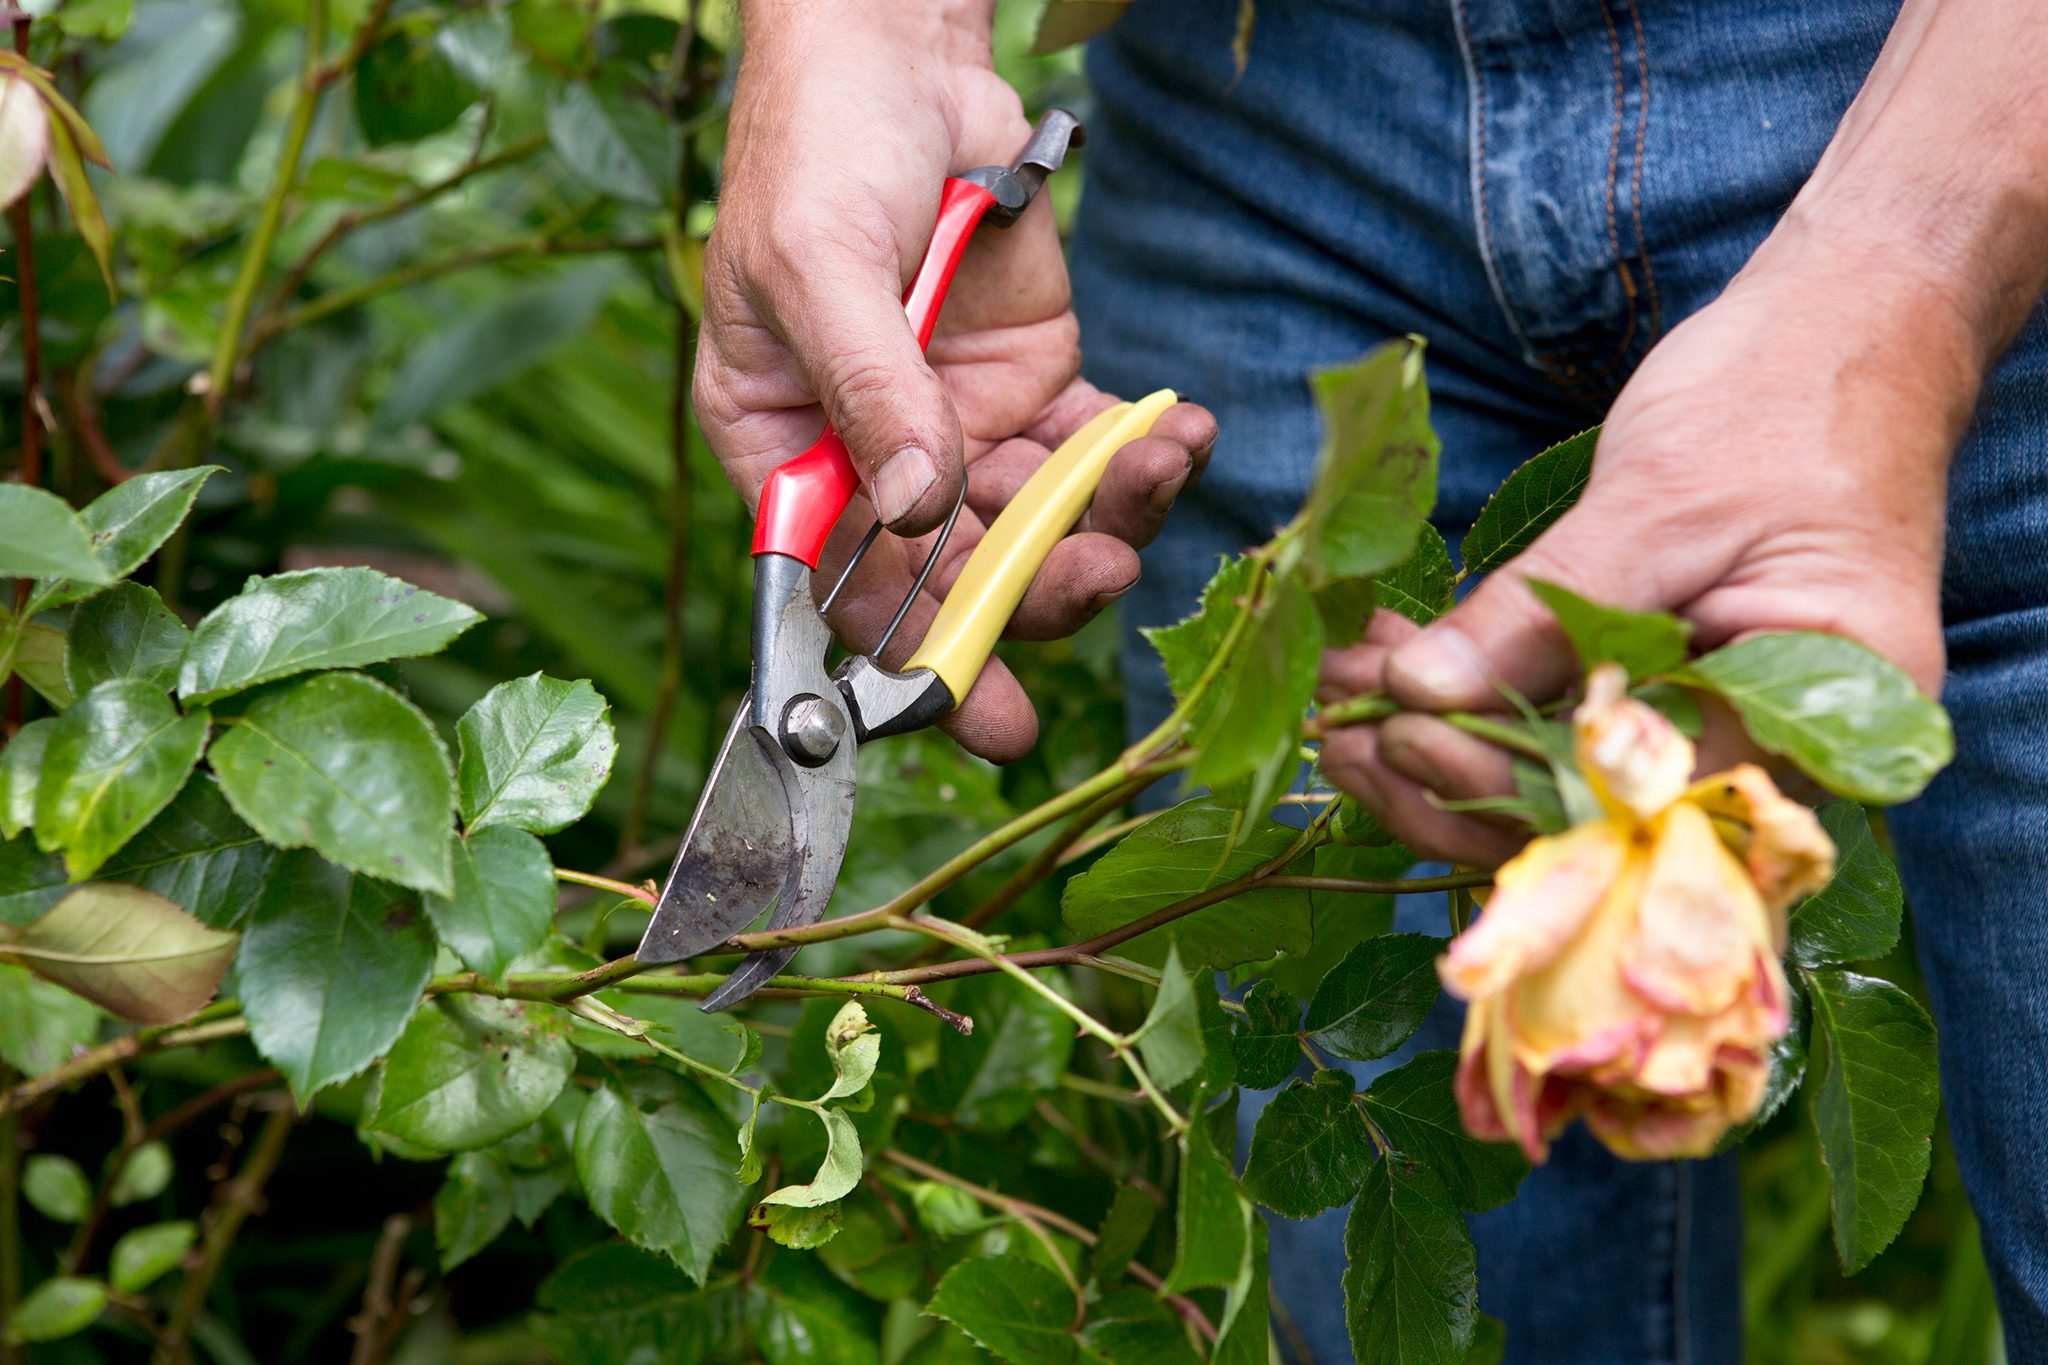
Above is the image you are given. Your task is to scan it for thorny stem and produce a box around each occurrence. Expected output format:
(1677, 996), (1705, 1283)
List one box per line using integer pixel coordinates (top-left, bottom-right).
(0, 1016), (249, 1120)
(157, 1101), (296, 1364)
(880, 1150), (1217, 1343)
(901, 914), (1188, 1135)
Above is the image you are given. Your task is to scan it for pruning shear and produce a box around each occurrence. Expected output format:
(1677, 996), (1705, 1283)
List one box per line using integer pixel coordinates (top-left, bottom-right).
(635, 109), (1179, 1010)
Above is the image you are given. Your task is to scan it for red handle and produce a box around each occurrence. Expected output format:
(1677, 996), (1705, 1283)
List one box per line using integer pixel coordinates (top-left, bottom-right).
(752, 177), (998, 566)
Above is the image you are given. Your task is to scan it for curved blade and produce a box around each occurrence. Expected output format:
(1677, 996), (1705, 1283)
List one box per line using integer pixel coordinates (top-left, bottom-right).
(700, 718), (856, 1012)
(635, 702), (803, 964)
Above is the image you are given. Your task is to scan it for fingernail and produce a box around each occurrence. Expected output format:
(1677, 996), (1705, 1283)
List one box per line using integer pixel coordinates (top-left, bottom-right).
(1391, 626), (1489, 704)
(1380, 727), (1449, 791)
(1151, 459), (1194, 511)
(875, 447), (938, 526)
(1093, 580), (1137, 610)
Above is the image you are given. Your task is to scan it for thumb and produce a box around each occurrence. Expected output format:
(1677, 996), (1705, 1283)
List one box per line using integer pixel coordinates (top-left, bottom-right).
(1386, 502), (1680, 712)
(753, 214), (965, 534)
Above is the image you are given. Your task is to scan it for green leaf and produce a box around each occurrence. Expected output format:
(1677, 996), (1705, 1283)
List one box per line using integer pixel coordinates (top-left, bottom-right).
(1525, 579), (1692, 679)
(1806, 969), (1939, 1273)
(1256, 843), (1407, 1001)
(0, 834), (66, 927)
(1344, 1156), (1478, 1365)
(109, 1140), (172, 1206)
(434, 1150), (514, 1272)
(750, 1253), (882, 1365)
(1090, 1185), (1157, 1287)
(1304, 933), (1446, 1062)
(1293, 338), (1440, 587)
(236, 852), (436, 1100)
(1464, 1314), (1508, 1365)
(53, 0), (134, 40)
(109, 1220), (196, 1293)
(0, 718), (52, 839)
(11, 622), (70, 709)
(1143, 554), (1255, 733)
(97, 776), (274, 930)
(210, 671), (457, 896)
(31, 469), (220, 613)
(1164, 1099), (1252, 1294)
(456, 673), (616, 834)
(0, 883), (234, 1025)
(1671, 633), (1953, 805)
(0, 962), (98, 1074)
(925, 1255), (1077, 1365)
(1313, 574), (1380, 649)
(1210, 1216), (1271, 1365)
(1360, 1052), (1528, 1213)
(1242, 1069), (1377, 1219)
(1788, 803), (1903, 967)
(0, 484), (108, 583)
(22, 1154), (92, 1222)
(751, 1202), (844, 1250)
(1061, 798), (1310, 969)
(923, 974), (1076, 1130)
(43, 115), (114, 298)
(1080, 1292), (1203, 1365)
(1188, 579), (1321, 808)
(1133, 942), (1205, 1090)
(354, 27), (477, 146)
(574, 1077), (747, 1283)
(532, 1242), (745, 1363)
(760, 1106), (863, 1209)
(179, 567), (482, 703)
(33, 680), (207, 879)
(1459, 428), (1597, 577)
(545, 79), (679, 207)
(817, 1000), (881, 1105)
(66, 582), (189, 695)
(368, 997), (573, 1153)
(424, 825), (556, 980)
(1374, 524), (1456, 627)
(1232, 979), (1302, 1089)
(8, 1276), (107, 1343)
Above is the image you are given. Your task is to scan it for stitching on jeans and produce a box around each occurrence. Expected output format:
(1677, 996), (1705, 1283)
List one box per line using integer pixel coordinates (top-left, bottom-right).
(1624, 0), (1664, 344)
(1450, 0), (1544, 369)
(1589, 0), (1640, 378)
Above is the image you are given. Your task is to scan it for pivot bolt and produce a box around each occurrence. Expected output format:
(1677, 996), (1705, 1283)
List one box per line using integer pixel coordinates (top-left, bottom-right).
(781, 695), (846, 766)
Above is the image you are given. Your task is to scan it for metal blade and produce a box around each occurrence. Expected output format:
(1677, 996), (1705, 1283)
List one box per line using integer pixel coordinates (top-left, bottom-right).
(635, 700), (803, 964)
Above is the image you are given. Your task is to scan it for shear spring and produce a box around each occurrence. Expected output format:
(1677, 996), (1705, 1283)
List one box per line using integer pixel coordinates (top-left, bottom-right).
(817, 477), (968, 659)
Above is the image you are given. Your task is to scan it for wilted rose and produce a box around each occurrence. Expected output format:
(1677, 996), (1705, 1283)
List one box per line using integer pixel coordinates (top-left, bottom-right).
(1438, 664), (1835, 1162)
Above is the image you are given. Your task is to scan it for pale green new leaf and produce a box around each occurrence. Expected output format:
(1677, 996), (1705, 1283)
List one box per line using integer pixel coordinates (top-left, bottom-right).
(22, 1154), (92, 1222)
(10, 622), (70, 709)
(236, 851), (436, 1100)
(1292, 337), (1440, 588)
(109, 1141), (171, 1206)
(210, 671), (456, 896)
(178, 567), (482, 703)
(368, 997), (573, 1153)
(0, 962), (99, 1075)
(8, 1276), (107, 1343)
(457, 673), (616, 833)
(109, 1221), (196, 1293)
(0, 883), (234, 1025)
(33, 680), (207, 879)
(0, 718), (53, 839)
(759, 1107), (863, 1210)
(1133, 942), (1205, 1090)
(1525, 579), (1692, 679)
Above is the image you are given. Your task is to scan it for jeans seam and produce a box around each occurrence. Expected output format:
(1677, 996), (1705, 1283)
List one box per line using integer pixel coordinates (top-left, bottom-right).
(1449, 0), (1544, 371)
(1673, 1159), (1693, 1365)
(1622, 0), (1664, 345)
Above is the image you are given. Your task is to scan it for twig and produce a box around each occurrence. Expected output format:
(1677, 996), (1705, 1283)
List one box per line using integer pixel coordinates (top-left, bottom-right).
(157, 1101), (296, 1364)
(881, 1150), (1215, 1342)
(0, 1013), (247, 1119)
(553, 868), (656, 906)
(1303, 691), (1397, 738)
(64, 1068), (284, 1274)
(54, 363), (129, 484)
(957, 775), (1145, 934)
(346, 1212), (419, 1365)
(316, 0), (395, 85)
(430, 966), (974, 1034)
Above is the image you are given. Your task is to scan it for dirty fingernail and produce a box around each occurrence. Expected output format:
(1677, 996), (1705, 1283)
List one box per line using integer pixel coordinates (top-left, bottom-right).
(1093, 581), (1137, 610)
(875, 447), (938, 526)
(1390, 626), (1489, 704)
(1151, 458), (1194, 511)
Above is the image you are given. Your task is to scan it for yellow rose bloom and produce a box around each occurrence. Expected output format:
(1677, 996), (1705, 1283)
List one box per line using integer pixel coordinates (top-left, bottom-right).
(1438, 664), (1836, 1162)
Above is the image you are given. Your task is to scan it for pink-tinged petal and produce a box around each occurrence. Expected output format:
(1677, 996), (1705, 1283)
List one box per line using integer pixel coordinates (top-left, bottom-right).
(1623, 802), (1769, 1016)
(1454, 1008), (1512, 1143)
(1574, 664), (1695, 821)
(1546, 1013), (1660, 1079)
(0, 76), (50, 213)
(1750, 950), (1792, 1039)
(1439, 822), (1632, 1000)
(1685, 765), (1836, 917)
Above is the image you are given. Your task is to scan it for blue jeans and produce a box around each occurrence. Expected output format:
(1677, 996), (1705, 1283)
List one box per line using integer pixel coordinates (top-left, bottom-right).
(1072, 0), (2048, 1360)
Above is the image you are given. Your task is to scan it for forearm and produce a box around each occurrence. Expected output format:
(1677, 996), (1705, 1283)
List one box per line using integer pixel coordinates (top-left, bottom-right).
(740, 0), (996, 66)
(1759, 0), (2048, 372)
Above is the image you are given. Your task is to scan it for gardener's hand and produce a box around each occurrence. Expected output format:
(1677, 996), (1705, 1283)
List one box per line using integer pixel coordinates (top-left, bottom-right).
(698, 3), (1215, 762)
(1319, 239), (1973, 866)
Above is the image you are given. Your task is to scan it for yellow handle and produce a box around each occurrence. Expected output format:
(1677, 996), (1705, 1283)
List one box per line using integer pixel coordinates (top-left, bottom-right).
(906, 388), (1180, 704)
